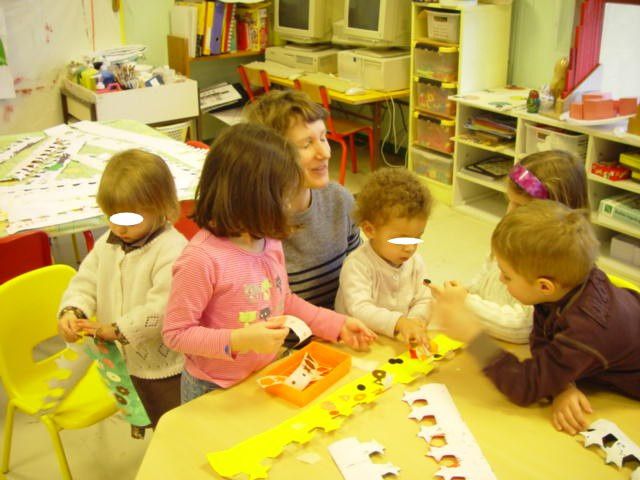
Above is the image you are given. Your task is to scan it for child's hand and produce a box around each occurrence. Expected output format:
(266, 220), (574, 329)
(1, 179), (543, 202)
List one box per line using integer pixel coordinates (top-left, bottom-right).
(429, 281), (482, 343)
(339, 317), (377, 351)
(551, 384), (593, 435)
(230, 318), (289, 354)
(73, 320), (119, 341)
(429, 280), (468, 305)
(395, 317), (429, 349)
(58, 311), (82, 342)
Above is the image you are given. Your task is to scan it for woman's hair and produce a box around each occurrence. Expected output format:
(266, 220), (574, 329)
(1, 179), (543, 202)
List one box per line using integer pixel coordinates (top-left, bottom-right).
(492, 200), (598, 287)
(244, 89), (327, 136)
(510, 150), (588, 209)
(97, 149), (179, 227)
(354, 168), (433, 226)
(193, 123), (304, 239)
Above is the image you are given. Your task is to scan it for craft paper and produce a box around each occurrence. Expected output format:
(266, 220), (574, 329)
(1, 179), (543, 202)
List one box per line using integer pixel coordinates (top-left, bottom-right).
(42, 341), (93, 412)
(0, 136), (43, 166)
(580, 419), (640, 478)
(0, 8), (15, 99)
(403, 383), (496, 480)
(207, 334), (463, 479)
(329, 437), (399, 480)
(296, 452), (322, 465)
(84, 338), (151, 427)
(283, 315), (312, 346)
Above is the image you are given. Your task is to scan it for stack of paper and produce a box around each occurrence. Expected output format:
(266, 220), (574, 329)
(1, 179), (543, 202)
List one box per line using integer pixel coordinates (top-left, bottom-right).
(464, 114), (517, 140)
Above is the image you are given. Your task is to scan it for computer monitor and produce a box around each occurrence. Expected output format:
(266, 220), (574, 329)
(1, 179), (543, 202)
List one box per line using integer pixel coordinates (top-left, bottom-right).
(334, 0), (411, 48)
(275, 0), (332, 44)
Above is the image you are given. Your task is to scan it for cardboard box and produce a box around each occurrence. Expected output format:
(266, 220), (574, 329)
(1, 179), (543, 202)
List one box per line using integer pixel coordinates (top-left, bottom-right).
(62, 78), (199, 124)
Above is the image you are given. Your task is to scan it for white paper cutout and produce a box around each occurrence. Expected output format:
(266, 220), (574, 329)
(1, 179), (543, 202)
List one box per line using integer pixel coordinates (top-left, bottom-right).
(403, 383), (497, 480)
(328, 437), (400, 480)
(283, 315), (312, 345)
(580, 419), (640, 478)
(258, 352), (330, 391)
(0, 135), (43, 166)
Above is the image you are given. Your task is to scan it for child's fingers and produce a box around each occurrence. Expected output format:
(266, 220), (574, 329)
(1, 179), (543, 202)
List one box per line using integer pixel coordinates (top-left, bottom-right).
(578, 394), (593, 414)
(444, 280), (460, 288)
(265, 317), (287, 329)
(428, 284), (443, 298)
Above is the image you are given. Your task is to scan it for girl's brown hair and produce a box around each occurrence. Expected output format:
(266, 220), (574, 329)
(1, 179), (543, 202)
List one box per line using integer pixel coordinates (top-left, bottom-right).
(511, 150), (588, 209)
(193, 123), (303, 239)
(97, 149), (179, 227)
(244, 89), (327, 136)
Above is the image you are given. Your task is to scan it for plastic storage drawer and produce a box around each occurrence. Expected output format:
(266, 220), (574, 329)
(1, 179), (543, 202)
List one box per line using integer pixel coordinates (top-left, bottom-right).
(525, 123), (588, 159)
(414, 46), (458, 83)
(427, 10), (460, 43)
(415, 79), (456, 118)
(415, 114), (455, 154)
(411, 145), (453, 184)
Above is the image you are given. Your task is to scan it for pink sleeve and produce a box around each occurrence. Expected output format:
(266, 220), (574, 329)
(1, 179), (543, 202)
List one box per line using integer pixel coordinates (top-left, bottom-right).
(162, 246), (233, 359)
(284, 293), (345, 342)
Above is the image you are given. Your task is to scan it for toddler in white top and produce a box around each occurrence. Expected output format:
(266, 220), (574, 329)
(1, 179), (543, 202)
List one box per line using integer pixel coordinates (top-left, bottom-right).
(335, 168), (433, 346)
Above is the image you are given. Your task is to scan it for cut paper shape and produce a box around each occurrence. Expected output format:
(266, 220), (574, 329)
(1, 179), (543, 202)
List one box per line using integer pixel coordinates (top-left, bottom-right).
(84, 338), (151, 427)
(282, 315), (312, 346)
(0, 135), (43, 166)
(580, 419), (640, 478)
(403, 383), (496, 480)
(328, 437), (399, 480)
(258, 352), (330, 391)
(207, 334), (463, 479)
(388, 237), (423, 245)
(109, 212), (143, 226)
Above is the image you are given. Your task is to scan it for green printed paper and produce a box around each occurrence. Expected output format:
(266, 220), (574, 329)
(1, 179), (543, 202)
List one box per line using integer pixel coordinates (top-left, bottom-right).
(85, 338), (151, 427)
(0, 39), (6, 66)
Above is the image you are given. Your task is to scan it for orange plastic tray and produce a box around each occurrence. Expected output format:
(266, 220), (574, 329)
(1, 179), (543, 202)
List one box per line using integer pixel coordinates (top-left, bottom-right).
(259, 342), (351, 407)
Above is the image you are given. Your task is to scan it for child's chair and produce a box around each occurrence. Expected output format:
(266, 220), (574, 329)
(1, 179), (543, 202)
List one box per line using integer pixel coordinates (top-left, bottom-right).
(0, 265), (117, 480)
(174, 199), (199, 240)
(0, 230), (53, 284)
(237, 65), (271, 103)
(294, 78), (375, 185)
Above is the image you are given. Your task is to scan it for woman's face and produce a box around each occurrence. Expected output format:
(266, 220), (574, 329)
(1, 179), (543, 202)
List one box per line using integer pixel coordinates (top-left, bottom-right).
(286, 119), (331, 189)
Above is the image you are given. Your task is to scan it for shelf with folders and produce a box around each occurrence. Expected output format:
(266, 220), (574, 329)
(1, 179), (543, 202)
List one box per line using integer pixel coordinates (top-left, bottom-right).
(407, 1), (512, 205)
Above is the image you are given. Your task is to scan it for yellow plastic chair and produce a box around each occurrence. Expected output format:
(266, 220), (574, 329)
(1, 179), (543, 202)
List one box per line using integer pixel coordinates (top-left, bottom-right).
(608, 274), (640, 292)
(0, 265), (117, 480)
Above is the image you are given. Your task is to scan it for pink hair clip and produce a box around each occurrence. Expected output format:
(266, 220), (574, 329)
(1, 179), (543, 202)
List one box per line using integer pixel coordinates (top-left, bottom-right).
(508, 163), (549, 199)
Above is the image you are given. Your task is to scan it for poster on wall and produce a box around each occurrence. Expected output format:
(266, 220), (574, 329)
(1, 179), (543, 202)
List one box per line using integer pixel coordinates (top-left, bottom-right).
(0, 7), (16, 99)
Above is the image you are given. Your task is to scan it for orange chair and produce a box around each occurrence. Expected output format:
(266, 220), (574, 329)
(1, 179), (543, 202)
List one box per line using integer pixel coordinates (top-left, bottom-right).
(294, 79), (374, 185)
(0, 230), (53, 284)
(174, 200), (199, 240)
(237, 65), (271, 103)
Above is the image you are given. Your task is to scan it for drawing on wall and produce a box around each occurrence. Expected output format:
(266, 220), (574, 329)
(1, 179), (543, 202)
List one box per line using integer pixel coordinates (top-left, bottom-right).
(0, 7), (16, 99)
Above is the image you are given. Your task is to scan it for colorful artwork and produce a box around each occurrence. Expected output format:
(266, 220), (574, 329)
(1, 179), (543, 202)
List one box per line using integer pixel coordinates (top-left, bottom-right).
(207, 334), (463, 479)
(84, 338), (150, 427)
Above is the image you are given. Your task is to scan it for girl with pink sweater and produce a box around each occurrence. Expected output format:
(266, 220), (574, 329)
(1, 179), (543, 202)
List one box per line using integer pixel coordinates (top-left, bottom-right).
(163, 123), (375, 403)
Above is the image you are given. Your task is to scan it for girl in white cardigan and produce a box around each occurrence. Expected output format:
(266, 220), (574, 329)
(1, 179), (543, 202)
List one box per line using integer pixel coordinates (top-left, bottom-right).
(57, 149), (187, 436)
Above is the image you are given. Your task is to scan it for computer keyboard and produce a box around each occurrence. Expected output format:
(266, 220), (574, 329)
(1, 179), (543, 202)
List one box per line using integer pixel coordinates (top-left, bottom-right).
(299, 72), (361, 93)
(244, 61), (304, 80)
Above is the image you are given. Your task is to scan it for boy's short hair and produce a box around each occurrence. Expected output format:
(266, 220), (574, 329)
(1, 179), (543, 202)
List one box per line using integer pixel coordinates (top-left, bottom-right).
(244, 89), (327, 136)
(491, 200), (599, 287)
(512, 150), (588, 209)
(193, 123), (303, 240)
(97, 149), (179, 226)
(354, 168), (433, 225)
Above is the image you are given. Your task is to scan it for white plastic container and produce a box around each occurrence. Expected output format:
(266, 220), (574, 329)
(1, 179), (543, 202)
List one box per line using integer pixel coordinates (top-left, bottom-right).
(411, 145), (453, 184)
(427, 10), (461, 43)
(525, 123), (588, 159)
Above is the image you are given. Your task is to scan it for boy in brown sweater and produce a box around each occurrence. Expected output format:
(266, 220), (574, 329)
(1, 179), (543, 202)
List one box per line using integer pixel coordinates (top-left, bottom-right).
(431, 200), (640, 435)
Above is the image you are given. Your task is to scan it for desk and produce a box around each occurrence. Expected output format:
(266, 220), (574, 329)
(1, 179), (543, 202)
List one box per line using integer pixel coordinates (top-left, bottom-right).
(136, 339), (639, 479)
(0, 120), (204, 238)
(269, 75), (409, 170)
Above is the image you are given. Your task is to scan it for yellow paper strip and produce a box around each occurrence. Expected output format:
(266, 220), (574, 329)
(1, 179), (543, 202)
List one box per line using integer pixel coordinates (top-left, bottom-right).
(207, 334), (463, 479)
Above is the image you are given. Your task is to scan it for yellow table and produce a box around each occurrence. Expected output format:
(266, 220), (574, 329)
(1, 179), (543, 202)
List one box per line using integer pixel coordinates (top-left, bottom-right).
(135, 338), (639, 479)
(269, 75), (409, 170)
